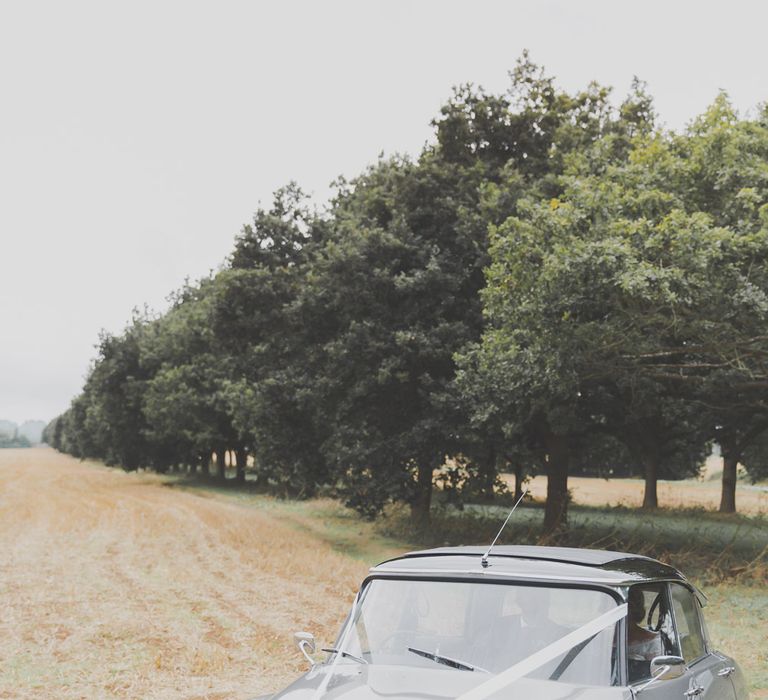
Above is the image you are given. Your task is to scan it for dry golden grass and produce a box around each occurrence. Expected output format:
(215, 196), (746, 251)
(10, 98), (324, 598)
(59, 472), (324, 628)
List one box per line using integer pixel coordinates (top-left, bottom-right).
(503, 456), (768, 515)
(0, 448), (400, 699)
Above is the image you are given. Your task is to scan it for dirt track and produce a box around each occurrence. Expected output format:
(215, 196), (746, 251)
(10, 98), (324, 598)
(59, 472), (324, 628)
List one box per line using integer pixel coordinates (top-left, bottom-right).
(0, 448), (382, 700)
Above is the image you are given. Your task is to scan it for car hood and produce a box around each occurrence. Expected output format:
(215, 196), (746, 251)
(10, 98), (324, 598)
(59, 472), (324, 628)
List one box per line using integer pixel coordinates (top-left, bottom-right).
(268, 664), (633, 700)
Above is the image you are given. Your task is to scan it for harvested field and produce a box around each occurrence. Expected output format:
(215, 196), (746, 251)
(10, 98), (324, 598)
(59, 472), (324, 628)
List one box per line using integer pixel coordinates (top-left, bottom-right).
(0, 448), (400, 699)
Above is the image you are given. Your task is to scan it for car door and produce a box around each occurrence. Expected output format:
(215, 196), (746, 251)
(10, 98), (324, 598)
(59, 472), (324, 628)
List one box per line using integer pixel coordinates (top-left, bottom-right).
(692, 588), (747, 699)
(626, 583), (693, 699)
(668, 583), (737, 700)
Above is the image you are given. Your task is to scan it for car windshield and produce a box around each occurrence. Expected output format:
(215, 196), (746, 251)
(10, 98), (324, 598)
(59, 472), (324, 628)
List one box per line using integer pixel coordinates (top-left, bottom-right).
(334, 578), (620, 687)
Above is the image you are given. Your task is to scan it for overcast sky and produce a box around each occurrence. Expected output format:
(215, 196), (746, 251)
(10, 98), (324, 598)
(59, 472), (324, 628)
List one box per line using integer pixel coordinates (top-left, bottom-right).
(1, 0), (767, 424)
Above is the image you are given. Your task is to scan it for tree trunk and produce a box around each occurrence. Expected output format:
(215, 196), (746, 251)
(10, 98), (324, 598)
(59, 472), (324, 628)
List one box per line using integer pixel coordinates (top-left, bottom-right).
(513, 463), (524, 503)
(543, 434), (569, 535)
(642, 453), (659, 509)
(201, 452), (210, 478)
(255, 464), (269, 489)
(410, 462), (433, 528)
(719, 450), (738, 513)
(235, 447), (247, 484)
(216, 448), (226, 481)
(476, 447), (497, 503)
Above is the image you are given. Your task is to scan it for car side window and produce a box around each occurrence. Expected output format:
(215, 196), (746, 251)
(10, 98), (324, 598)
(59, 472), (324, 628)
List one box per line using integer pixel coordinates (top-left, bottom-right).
(626, 584), (679, 684)
(669, 584), (706, 663)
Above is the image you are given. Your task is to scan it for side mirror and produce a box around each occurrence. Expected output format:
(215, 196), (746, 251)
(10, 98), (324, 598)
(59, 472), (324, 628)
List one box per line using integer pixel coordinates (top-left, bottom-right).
(635, 656), (686, 694)
(294, 631), (316, 667)
(650, 655), (686, 680)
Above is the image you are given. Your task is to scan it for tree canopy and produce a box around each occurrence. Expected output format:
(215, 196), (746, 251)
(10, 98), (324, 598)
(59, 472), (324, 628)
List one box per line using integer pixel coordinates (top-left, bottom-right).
(46, 57), (768, 533)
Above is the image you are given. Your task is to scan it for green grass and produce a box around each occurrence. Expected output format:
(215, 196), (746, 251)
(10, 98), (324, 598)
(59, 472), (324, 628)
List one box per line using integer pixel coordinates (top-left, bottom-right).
(378, 502), (767, 584)
(705, 584), (768, 695)
(163, 477), (406, 564)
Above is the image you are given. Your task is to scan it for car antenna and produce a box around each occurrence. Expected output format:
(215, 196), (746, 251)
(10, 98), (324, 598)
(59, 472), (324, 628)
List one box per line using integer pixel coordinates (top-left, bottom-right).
(481, 488), (528, 568)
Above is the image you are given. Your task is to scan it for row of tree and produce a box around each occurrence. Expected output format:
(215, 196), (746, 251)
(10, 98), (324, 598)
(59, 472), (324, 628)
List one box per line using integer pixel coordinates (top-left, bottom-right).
(45, 56), (768, 532)
(0, 432), (33, 448)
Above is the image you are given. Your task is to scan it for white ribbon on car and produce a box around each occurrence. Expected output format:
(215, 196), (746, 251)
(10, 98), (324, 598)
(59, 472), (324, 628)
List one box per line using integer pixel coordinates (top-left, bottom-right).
(456, 603), (628, 700)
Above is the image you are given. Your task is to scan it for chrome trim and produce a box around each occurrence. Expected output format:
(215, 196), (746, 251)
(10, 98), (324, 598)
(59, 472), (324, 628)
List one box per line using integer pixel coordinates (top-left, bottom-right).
(369, 566), (629, 585)
(369, 568), (704, 607)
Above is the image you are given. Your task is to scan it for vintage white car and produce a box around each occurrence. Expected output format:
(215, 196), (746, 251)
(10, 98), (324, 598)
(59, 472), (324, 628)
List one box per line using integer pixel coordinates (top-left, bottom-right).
(261, 546), (748, 699)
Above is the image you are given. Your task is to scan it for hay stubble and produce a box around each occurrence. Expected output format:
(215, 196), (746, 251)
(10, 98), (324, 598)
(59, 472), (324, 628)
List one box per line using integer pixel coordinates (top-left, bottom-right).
(0, 449), (371, 699)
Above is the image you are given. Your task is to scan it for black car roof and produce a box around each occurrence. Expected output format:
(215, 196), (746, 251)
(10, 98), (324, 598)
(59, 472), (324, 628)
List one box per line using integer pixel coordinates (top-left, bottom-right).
(395, 545), (653, 567)
(372, 545), (688, 588)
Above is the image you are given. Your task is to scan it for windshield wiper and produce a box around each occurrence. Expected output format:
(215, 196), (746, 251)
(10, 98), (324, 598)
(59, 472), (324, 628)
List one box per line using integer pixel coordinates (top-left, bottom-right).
(321, 647), (368, 665)
(408, 646), (489, 673)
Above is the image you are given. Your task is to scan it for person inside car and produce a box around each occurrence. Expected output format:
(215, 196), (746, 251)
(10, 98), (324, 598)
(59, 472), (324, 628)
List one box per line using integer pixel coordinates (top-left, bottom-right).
(627, 586), (663, 661)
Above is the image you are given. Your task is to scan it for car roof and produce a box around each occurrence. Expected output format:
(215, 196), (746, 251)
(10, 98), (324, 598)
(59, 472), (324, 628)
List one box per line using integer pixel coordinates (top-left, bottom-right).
(371, 545), (688, 589)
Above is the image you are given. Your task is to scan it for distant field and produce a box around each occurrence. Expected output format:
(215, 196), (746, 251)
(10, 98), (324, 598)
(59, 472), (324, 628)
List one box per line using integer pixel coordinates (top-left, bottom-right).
(0, 449), (765, 698)
(503, 457), (768, 515)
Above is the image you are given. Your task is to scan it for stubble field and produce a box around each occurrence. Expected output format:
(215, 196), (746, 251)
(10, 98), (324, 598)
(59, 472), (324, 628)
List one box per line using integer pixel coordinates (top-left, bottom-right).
(0, 448), (765, 698)
(0, 449), (399, 699)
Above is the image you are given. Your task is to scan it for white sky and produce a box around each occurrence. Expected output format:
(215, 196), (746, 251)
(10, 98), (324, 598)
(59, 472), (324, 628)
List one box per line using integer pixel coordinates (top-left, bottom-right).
(1, 0), (767, 424)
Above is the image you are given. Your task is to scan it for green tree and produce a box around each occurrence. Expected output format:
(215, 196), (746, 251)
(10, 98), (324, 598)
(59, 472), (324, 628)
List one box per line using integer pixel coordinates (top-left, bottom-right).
(300, 154), (489, 524)
(672, 97), (768, 511)
(218, 185), (330, 494)
(141, 283), (242, 479)
(463, 124), (767, 530)
(82, 317), (154, 469)
(314, 56), (652, 525)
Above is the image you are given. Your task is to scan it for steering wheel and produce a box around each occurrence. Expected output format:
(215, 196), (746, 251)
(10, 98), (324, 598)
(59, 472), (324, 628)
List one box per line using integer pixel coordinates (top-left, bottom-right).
(647, 593), (663, 631)
(646, 592), (674, 654)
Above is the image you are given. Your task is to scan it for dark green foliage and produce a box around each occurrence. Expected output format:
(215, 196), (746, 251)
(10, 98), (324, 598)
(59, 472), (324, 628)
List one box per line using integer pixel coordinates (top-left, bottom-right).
(742, 429), (768, 483)
(50, 317), (155, 469)
(303, 154), (491, 522)
(46, 59), (768, 528)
